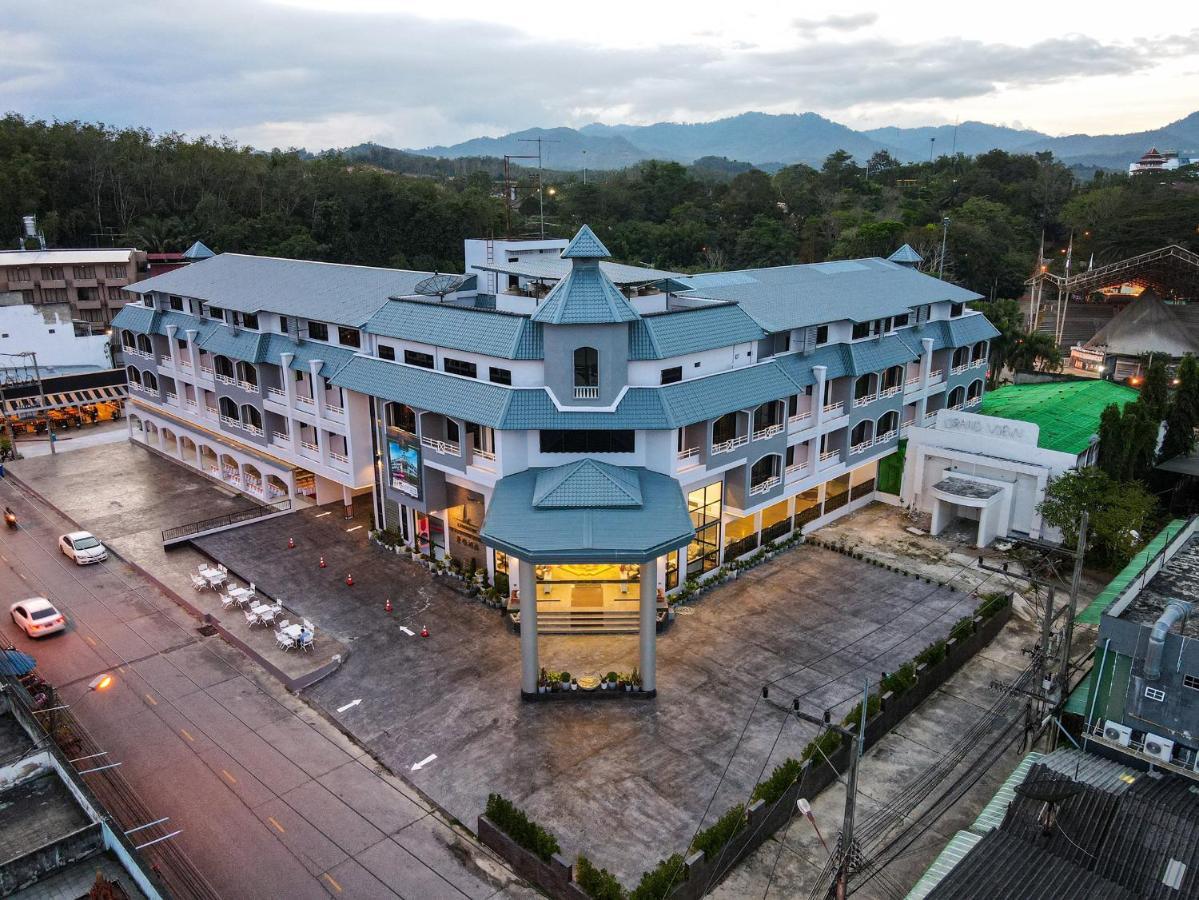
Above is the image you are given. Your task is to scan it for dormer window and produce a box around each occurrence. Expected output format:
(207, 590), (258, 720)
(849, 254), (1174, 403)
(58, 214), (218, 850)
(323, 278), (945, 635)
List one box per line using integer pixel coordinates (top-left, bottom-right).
(573, 347), (599, 399)
(307, 321), (328, 341)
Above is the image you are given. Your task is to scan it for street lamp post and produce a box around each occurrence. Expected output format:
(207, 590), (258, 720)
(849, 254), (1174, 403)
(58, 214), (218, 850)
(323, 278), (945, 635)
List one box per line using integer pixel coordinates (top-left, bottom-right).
(938, 216), (951, 280)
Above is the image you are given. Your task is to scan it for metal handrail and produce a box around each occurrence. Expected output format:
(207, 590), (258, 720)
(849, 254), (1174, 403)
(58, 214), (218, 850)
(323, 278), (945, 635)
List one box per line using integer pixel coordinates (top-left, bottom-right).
(161, 499), (292, 543)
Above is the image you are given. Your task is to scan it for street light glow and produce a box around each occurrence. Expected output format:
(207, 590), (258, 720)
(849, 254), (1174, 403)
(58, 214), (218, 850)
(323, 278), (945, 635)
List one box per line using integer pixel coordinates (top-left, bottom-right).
(89, 673), (113, 691)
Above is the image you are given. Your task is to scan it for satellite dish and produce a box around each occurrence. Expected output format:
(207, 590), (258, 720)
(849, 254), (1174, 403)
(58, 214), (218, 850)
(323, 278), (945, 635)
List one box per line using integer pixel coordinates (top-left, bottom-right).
(415, 273), (467, 301)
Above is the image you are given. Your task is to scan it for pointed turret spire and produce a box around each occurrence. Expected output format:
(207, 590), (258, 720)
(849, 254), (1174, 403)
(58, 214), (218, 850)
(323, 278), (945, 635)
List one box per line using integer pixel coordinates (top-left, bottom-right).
(561, 224), (610, 260)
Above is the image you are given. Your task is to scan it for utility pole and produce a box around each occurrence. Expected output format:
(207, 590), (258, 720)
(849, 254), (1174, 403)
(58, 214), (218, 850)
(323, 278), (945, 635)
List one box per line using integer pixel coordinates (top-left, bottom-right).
(583, 149), (588, 185)
(1053, 512), (1090, 749)
(929, 136), (936, 163)
(30, 353), (54, 455)
(518, 137), (560, 239)
(795, 680), (869, 899)
(938, 217), (950, 280)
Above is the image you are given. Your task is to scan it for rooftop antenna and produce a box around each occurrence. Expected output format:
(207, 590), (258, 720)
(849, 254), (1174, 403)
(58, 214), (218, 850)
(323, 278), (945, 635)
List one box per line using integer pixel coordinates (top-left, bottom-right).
(414, 273), (468, 303)
(518, 136), (560, 239)
(503, 153), (539, 238)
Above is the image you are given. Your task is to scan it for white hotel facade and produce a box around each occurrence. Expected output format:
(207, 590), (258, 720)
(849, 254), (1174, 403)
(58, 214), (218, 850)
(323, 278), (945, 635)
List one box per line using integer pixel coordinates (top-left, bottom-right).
(113, 227), (996, 694)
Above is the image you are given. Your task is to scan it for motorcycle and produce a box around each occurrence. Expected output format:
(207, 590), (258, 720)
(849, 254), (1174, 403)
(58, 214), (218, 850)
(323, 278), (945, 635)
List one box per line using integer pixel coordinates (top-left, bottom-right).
(4, 508), (16, 529)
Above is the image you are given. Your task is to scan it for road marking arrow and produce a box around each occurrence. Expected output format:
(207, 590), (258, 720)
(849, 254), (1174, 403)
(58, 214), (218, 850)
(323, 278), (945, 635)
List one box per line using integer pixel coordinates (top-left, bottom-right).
(337, 699), (363, 713)
(399, 626), (415, 636)
(411, 754), (437, 772)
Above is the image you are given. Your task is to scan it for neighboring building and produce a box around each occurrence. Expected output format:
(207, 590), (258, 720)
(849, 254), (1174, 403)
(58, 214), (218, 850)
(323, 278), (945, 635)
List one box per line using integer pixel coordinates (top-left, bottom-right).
(1071, 517), (1199, 776)
(0, 248), (147, 325)
(147, 241), (217, 278)
(113, 226), (997, 696)
(913, 748), (1199, 899)
(0, 297), (113, 370)
(1129, 146), (1193, 174)
(901, 380), (1139, 545)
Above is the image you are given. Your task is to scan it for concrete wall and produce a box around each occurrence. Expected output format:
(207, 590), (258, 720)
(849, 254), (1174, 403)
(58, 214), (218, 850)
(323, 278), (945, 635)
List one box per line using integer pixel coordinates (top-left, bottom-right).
(541, 323), (628, 407)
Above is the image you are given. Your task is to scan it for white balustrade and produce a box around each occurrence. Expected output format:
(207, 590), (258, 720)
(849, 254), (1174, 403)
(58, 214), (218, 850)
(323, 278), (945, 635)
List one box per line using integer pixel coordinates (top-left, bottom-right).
(819, 449), (840, 462)
(295, 395), (316, 409)
(329, 450), (349, 465)
(324, 403), (344, 416)
(950, 363), (970, 375)
(928, 369), (943, 382)
(752, 423), (783, 441)
(879, 385), (902, 399)
(749, 475), (782, 496)
(214, 373), (235, 385)
(473, 447), (497, 461)
(711, 434), (749, 455)
(823, 401), (845, 416)
(266, 387), (287, 401)
(421, 436), (460, 455)
(850, 438), (876, 455)
(237, 380), (258, 392)
(876, 429), (898, 443)
(573, 386), (599, 400)
(852, 394), (877, 409)
(241, 422), (264, 436)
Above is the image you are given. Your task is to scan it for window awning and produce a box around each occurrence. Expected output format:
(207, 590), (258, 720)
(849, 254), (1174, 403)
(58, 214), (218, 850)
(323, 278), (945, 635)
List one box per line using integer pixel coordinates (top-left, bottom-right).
(3, 385), (127, 417)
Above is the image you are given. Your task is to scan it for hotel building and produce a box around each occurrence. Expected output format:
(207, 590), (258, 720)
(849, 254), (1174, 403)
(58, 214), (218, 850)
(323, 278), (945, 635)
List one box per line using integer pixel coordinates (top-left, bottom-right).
(112, 226), (997, 696)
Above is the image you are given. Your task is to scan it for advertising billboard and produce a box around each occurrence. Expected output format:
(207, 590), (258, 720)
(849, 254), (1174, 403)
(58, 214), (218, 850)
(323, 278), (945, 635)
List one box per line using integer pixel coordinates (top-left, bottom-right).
(387, 431), (421, 499)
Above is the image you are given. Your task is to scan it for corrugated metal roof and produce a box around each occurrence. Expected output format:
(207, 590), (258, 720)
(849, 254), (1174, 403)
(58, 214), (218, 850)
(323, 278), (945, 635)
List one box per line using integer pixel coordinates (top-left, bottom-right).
(531, 261), (640, 325)
(675, 258), (981, 332)
(970, 751), (1043, 834)
(561, 225), (610, 259)
(480, 464), (694, 562)
(847, 333), (919, 374)
(365, 299), (543, 359)
(907, 831), (982, 900)
(0, 248), (136, 265)
(332, 355), (512, 427)
(1095, 773), (1199, 899)
(126, 254), (437, 326)
(1036, 749), (1140, 795)
(628, 304), (766, 360)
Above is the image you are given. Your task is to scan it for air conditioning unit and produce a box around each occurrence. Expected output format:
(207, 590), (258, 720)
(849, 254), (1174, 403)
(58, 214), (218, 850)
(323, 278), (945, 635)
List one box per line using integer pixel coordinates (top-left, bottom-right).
(1104, 721), (1133, 746)
(1144, 733), (1175, 763)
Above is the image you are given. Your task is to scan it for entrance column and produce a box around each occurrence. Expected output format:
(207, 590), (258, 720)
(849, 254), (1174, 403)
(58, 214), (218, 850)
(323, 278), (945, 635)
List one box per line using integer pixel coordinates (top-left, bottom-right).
(518, 558), (539, 697)
(639, 556), (658, 695)
(342, 483), (353, 519)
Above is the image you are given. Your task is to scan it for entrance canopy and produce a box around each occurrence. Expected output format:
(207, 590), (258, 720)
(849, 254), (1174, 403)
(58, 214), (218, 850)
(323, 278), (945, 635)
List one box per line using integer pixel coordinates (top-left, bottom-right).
(480, 459), (695, 563)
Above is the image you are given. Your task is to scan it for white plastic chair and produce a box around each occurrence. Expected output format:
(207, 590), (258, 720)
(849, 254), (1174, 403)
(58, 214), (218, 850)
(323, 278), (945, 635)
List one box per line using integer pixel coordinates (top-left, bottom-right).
(275, 631), (293, 651)
(196, 564), (207, 574)
(220, 592), (236, 610)
(302, 619), (314, 631)
(191, 574), (207, 591)
(244, 609), (260, 628)
(300, 632), (315, 652)
(218, 564), (228, 574)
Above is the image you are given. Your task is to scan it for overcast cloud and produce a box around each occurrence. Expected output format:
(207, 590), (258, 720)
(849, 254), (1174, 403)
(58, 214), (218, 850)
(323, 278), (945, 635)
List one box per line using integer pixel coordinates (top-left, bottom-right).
(2, 1), (1197, 150)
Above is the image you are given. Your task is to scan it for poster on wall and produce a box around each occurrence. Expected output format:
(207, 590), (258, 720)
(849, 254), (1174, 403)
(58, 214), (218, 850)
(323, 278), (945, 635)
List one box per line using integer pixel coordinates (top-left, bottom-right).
(387, 432), (422, 499)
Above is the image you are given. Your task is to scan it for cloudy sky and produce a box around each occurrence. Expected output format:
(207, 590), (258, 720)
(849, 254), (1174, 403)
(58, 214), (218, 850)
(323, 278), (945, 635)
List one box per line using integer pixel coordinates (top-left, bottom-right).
(4, 0), (1198, 150)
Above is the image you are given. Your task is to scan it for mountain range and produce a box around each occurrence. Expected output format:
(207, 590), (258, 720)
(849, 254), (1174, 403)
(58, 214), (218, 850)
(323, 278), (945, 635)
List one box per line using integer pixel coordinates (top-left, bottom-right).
(408, 110), (1199, 172)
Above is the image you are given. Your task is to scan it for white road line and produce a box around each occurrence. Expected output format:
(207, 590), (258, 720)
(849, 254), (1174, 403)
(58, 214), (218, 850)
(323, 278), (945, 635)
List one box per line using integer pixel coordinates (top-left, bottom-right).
(337, 698), (362, 713)
(411, 754), (437, 771)
(345, 525), (363, 533)
(314, 512), (333, 518)
(399, 626), (415, 636)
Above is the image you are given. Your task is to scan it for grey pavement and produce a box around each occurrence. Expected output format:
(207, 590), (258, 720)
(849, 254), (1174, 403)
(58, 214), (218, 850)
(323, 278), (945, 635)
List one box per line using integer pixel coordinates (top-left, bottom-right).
(196, 493), (985, 885)
(2, 445), (530, 899)
(12, 417), (129, 458)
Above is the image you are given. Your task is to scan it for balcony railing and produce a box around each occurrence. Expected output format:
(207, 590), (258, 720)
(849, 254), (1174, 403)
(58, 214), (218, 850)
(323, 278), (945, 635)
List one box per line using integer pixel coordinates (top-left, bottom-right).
(819, 449), (841, 462)
(299, 440), (320, 454)
(329, 450), (349, 465)
(573, 386), (599, 400)
(159, 355), (172, 367)
(125, 347), (154, 360)
(219, 415), (240, 429)
(324, 402), (345, 417)
(241, 422), (264, 437)
(749, 475), (782, 496)
(924, 411), (938, 424)
(711, 434), (749, 455)
(906, 374), (922, 387)
(421, 436), (460, 456)
(752, 423), (784, 441)
(928, 369), (944, 382)
(271, 431), (290, 446)
(214, 373), (235, 385)
(879, 385), (902, 399)
(788, 410), (813, 426)
(199, 364), (214, 376)
(164, 391), (178, 405)
(965, 395), (982, 407)
(266, 387), (287, 401)
(876, 429), (898, 444)
(950, 363), (970, 376)
(237, 379), (258, 392)
(850, 438), (876, 456)
(971, 358), (987, 369)
(184, 397), (197, 408)
(178, 358), (192, 369)
(785, 462), (806, 476)
(295, 395), (315, 409)
(204, 405), (218, 416)
(852, 394), (877, 409)
(823, 401), (845, 416)
(473, 447), (497, 462)
(129, 381), (156, 396)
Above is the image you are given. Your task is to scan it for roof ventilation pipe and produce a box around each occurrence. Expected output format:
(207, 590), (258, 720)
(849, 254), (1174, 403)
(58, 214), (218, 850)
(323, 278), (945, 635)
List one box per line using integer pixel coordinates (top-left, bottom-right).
(1145, 599), (1192, 681)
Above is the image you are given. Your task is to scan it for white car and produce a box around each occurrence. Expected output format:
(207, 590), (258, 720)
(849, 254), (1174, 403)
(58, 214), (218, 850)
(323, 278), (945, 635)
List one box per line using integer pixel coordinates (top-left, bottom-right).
(59, 531), (108, 565)
(11, 598), (66, 638)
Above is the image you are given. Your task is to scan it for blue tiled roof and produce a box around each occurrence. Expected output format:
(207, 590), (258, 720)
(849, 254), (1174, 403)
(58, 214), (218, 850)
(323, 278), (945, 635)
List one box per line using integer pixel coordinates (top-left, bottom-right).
(499, 388), (668, 430)
(126, 254), (437, 326)
(657, 362), (799, 426)
(532, 459), (642, 508)
(332, 355), (512, 427)
(481, 464), (694, 563)
(111, 304), (158, 333)
(945, 312), (1001, 345)
(847, 334), (919, 373)
(675, 258), (982, 332)
(531, 262), (640, 325)
(184, 241), (215, 260)
(364, 299), (543, 359)
(560, 225), (610, 259)
(261, 334), (358, 377)
(628, 304), (766, 360)
(887, 243), (923, 264)
(199, 327), (271, 362)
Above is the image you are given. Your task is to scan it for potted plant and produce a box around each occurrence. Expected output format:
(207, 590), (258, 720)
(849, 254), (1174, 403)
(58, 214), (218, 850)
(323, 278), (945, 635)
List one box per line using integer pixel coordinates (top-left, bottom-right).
(630, 667), (641, 692)
(606, 671), (618, 691)
(538, 667), (549, 694)
(571, 677), (578, 692)
(559, 671), (571, 691)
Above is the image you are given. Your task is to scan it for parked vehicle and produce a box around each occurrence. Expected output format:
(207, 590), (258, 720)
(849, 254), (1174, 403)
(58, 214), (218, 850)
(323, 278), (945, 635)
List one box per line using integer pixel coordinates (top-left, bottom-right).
(10, 598), (66, 638)
(59, 531), (108, 565)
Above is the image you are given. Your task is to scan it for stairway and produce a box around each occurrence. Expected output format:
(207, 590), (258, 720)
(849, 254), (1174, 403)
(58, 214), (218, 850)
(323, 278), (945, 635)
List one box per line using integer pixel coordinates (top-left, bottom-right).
(535, 608), (641, 634)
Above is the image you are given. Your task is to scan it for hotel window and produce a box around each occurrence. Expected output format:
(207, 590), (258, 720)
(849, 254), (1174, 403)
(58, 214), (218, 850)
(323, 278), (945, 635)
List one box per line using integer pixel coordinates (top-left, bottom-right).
(378, 345), (396, 361)
(1144, 686), (1166, 702)
(307, 321), (329, 341)
(489, 366), (512, 385)
(205, 305), (225, 321)
(337, 326), (361, 348)
(106, 264), (126, 279)
(405, 349), (434, 369)
(41, 288), (67, 302)
(539, 430), (635, 453)
(239, 312), (259, 330)
(1184, 674), (1199, 691)
(665, 551), (679, 591)
(40, 266), (63, 280)
(686, 482), (722, 578)
(444, 358), (478, 379)
(73, 265), (95, 279)
(815, 325), (829, 345)
(950, 302), (964, 318)
(11, 267), (29, 281)
(660, 366), (682, 385)
(574, 346), (599, 387)
(169, 295), (183, 311)
(851, 321), (871, 339)
(386, 403), (417, 433)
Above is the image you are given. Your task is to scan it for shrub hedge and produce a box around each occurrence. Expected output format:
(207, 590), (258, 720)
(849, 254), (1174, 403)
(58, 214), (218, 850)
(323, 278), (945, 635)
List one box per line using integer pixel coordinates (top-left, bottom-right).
(948, 615), (974, 642)
(485, 793), (560, 862)
(751, 757), (804, 806)
(690, 804), (746, 859)
(629, 854), (685, 900)
(576, 854), (625, 900)
(914, 639), (947, 668)
(881, 661), (917, 696)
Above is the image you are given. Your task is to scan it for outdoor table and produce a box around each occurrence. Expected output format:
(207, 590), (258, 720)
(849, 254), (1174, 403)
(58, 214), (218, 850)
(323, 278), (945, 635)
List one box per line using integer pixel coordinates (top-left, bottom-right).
(280, 624), (303, 648)
(229, 586), (253, 604)
(200, 568), (226, 587)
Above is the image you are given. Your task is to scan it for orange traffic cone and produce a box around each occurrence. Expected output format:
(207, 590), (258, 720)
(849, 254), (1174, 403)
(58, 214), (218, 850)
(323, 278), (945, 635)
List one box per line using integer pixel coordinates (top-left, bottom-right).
(319, 556), (326, 568)
(345, 573), (354, 587)
(288, 537), (295, 549)
(420, 625), (429, 638)
(385, 598), (393, 613)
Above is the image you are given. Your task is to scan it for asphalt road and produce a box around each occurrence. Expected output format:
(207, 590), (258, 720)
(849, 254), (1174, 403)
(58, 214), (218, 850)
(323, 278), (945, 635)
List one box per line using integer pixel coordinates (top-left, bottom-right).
(0, 478), (526, 900)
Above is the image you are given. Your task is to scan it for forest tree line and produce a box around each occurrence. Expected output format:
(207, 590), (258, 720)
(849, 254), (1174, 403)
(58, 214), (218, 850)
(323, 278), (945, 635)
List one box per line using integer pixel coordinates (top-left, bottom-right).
(1, 114), (1196, 297)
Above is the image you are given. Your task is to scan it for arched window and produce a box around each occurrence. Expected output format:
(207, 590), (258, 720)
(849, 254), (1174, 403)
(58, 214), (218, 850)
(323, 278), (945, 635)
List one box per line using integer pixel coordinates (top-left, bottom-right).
(750, 455), (781, 490)
(854, 374), (875, 401)
(125, 365), (141, 386)
(121, 330), (136, 349)
(752, 401), (783, 432)
(877, 411), (899, 438)
(712, 412), (740, 446)
(218, 396), (239, 420)
(967, 379), (984, 401)
(214, 355), (235, 379)
(948, 386), (966, 408)
(136, 334), (152, 354)
(882, 365), (904, 391)
(851, 420), (874, 446)
(387, 403), (417, 433)
(972, 341), (987, 362)
(241, 405), (262, 430)
(952, 347), (969, 369)
(236, 361), (258, 388)
(142, 371), (158, 391)
(573, 347), (599, 387)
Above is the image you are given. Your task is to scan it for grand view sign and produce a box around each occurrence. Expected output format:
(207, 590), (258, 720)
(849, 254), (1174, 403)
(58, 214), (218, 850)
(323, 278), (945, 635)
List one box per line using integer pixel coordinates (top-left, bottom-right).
(934, 409), (1039, 447)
